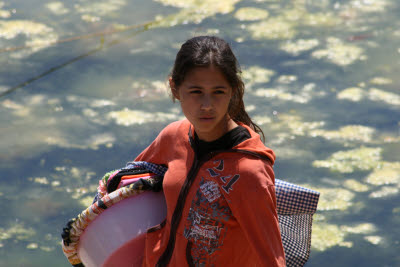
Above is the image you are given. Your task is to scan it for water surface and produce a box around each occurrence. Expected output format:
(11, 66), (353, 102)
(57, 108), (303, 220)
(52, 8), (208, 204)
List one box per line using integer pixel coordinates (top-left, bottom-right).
(0, 0), (399, 266)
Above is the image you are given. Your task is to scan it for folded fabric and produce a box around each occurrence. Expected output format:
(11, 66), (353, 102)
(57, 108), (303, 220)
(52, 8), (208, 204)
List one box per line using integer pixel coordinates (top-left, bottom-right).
(275, 179), (319, 266)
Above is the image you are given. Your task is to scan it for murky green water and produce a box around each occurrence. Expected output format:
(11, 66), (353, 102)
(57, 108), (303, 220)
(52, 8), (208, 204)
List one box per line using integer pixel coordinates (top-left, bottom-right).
(0, 0), (399, 266)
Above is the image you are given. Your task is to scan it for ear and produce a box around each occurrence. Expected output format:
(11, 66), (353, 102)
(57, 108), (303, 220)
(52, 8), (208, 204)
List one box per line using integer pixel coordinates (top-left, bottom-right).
(169, 77), (180, 100)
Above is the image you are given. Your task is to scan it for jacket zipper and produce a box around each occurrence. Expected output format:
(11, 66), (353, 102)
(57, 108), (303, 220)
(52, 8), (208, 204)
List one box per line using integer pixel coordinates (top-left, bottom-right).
(156, 145), (272, 266)
(156, 154), (203, 267)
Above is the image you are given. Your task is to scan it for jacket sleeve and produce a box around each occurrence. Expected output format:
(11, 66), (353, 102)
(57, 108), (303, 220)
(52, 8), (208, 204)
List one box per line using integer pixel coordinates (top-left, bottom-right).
(135, 134), (167, 165)
(221, 158), (286, 267)
(134, 121), (184, 165)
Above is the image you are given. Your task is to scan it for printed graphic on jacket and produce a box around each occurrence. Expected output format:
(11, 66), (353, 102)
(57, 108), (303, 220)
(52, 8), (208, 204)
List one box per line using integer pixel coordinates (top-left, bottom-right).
(184, 160), (240, 266)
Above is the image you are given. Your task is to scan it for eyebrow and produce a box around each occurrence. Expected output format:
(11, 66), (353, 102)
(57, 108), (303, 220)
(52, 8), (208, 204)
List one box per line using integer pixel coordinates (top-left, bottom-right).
(186, 85), (228, 90)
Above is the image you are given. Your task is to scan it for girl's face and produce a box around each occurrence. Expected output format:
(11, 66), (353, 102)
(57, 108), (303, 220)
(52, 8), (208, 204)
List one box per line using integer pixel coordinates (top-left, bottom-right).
(170, 66), (238, 142)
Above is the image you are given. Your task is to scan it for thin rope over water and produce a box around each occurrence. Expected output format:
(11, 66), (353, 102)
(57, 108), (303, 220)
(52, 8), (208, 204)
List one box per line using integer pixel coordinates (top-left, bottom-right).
(0, 21), (153, 54)
(0, 22), (151, 98)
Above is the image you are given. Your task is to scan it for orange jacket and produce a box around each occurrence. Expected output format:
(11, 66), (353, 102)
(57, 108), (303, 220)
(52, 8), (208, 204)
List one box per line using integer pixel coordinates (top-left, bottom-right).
(135, 119), (286, 266)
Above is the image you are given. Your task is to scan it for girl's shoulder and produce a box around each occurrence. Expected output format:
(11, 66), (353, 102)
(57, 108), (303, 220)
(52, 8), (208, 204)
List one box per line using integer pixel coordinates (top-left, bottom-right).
(157, 119), (191, 141)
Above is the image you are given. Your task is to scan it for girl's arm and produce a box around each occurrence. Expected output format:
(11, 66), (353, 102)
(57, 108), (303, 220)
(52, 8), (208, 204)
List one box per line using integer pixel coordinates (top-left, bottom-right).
(222, 160), (286, 266)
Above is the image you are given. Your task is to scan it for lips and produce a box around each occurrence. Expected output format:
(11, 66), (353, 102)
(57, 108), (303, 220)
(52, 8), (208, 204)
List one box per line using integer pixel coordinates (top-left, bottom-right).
(199, 116), (215, 120)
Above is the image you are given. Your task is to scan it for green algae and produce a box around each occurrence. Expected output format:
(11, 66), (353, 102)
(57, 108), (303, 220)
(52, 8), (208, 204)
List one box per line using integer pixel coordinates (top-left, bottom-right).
(337, 87), (400, 106)
(0, 2), (10, 18)
(274, 114), (324, 136)
(107, 108), (178, 126)
(79, 195), (96, 207)
(369, 186), (399, 199)
(310, 125), (376, 143)
(341, 223), (377, 234)
(74, 0), (126, 16)
(364, 235), (383, 245)
(312, 37), (366, 66)
(252, 82), (324, 104)
(368, 88), (400, 106)
(45, 2), (69, 15)
(253, 115), (272, 125)
(302, 12), (340, 27)
(343, 179), (370, 192)
(337, 87), (364, 102)
(241, 66), (275, 89)
(311, 223), (352, 251)
(312, 147), (382, 173)
(312, 221), (382, 251)
(152, 0), (240, 27)
(234, 7), (269, 21)
(254, 88), (308, 103)
(280, 39), (320, 56)
(248, 17), (296, 40)
(314, 187), (355, 211)
(345, 0), (391, 13)
(0, 224), (35, 241)
(81, 14), (101, 23)
(369, 77), (393, 85)
(365, 162), (400, 186)
(0, 19), (58, 56)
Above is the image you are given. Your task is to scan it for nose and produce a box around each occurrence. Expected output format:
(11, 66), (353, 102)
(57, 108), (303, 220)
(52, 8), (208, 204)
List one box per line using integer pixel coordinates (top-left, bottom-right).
(200, 94), (213, 111)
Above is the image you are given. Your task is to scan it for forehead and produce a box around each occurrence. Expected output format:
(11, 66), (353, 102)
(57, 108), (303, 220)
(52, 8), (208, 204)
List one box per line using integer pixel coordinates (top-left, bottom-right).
(182, 66), (230, 86)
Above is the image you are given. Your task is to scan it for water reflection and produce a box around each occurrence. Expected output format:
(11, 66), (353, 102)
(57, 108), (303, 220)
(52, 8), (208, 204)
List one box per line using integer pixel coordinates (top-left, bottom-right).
(0, 0), (400, 266)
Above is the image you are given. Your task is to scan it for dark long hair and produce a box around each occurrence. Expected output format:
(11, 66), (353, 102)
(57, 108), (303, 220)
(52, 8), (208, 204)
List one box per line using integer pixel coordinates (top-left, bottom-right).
(170, 36), (265, 141)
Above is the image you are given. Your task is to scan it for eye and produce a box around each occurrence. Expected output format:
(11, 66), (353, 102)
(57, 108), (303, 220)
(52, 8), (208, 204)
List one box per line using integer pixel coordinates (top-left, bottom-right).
(214, 89), (226, 94)
(189, 90), (202, 94)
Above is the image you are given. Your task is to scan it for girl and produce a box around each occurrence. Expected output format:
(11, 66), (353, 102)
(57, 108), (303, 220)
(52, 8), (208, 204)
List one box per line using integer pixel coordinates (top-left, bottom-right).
(135, 36), (286, 266)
